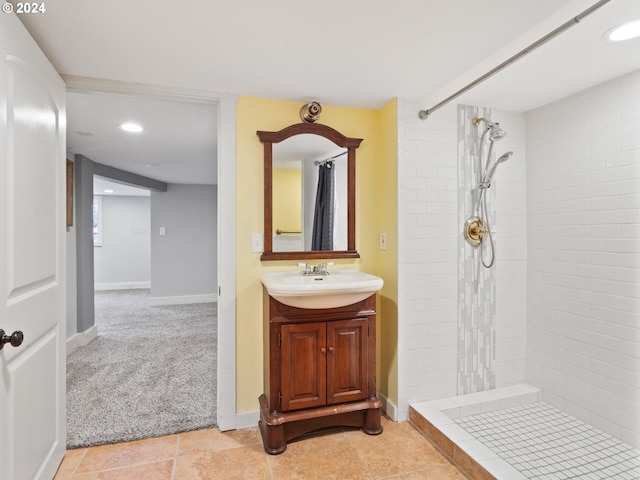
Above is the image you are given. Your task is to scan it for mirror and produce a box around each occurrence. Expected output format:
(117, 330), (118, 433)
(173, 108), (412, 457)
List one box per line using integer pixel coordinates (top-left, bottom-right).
(257, 123), (362, 261)
(272, 135), (347, 252)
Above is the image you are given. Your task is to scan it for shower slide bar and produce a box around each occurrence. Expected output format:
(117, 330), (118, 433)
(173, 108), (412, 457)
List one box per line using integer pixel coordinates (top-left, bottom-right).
(418, 0), (613, 120)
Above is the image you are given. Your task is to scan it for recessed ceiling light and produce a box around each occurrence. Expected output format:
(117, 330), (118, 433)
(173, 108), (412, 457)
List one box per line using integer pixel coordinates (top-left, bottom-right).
(145, 163), (159, 167)
(76, 131), (94, 137)
(104, 189), (114, 194)
(120, 123), (144, 133)
(603, 19), (640, 42)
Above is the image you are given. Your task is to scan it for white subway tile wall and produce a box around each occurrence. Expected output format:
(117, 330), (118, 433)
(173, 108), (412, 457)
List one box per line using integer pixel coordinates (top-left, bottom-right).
(492, 111), (528, 388)
(398, 99), (459, 419)
(525, 69), (640, 448)
(399, 70), (637, 439)
(397, 99), (528, 419)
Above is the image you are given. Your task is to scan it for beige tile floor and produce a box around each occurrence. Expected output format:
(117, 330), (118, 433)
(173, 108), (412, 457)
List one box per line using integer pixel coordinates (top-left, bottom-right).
(54, 417), (469, 479)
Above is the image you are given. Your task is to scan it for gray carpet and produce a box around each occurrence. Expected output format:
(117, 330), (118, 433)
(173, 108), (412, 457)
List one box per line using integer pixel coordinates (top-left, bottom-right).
(66, 289), (217, 448)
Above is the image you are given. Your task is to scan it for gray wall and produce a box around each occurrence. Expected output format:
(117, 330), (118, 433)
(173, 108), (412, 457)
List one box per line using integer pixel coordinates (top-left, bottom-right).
(94, 196), (151, 286)
(150, 184), (217, 299)
(66, 160), (78, 339)
(73, 154), (167, 336)
(75, 155), (97, 334)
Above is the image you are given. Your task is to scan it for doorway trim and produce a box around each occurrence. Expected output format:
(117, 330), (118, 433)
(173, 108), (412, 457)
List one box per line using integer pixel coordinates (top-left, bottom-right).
(65, 75), (237, 431)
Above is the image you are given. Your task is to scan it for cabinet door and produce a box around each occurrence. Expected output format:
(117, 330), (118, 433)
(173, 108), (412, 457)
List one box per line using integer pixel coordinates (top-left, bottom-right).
(280, 322), (327, 411)
(326, 318), (369, 405)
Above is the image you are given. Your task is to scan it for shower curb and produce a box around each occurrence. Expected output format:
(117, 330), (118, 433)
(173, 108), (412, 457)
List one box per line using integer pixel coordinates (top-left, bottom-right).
(409, 384), (540, 479)
(410, 406), (495, 480)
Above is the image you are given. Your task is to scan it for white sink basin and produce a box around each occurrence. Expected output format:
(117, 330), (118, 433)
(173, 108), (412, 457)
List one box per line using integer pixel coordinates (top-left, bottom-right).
(261, 269), (383, 309)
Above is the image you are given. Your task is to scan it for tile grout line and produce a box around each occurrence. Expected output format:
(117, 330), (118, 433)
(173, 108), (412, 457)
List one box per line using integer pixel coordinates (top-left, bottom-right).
(72, 458), (176, 477)
(69, 448), (89, 479)
(379, 465), (468, 480)
(170, 435), (180, 480)
(265, 448), (275, 480)
(341, 430), (376, 479)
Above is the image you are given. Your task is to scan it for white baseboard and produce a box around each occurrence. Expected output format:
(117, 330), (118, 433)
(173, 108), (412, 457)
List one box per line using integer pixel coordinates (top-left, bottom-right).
(94, 282), (151, 291)
(235, 410), (260, 430)
(66, 325), (98, 355)
(149, 293), (217, 306)
(378, 391), (398, 421)
(67, 336), (79, 355)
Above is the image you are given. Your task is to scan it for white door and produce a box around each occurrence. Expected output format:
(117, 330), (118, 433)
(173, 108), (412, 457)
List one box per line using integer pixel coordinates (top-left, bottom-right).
(0, 13), (67, 480)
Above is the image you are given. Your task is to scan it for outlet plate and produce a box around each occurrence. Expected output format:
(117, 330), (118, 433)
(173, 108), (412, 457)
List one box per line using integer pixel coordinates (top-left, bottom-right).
(380, 232), (387, 250)
(252, 233), (264, 253)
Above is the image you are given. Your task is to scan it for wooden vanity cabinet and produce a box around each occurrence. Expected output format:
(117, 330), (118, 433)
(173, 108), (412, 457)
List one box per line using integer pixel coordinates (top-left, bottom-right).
(259, 291), (382, 454)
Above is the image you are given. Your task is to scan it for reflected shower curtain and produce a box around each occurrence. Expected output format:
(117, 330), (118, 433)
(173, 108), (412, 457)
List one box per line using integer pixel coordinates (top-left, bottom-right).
(311, 161), (334, 250)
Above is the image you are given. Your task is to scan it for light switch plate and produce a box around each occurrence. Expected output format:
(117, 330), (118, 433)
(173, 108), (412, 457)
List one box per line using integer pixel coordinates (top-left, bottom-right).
(252, 233), (264, 253)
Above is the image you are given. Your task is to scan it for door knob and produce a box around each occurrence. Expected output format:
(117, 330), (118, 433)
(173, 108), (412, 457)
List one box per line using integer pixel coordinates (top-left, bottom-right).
(0, 329), (24, 350)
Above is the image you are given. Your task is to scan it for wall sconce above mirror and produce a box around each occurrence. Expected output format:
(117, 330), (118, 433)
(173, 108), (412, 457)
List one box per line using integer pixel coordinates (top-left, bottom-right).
(257, 122), (362, 261)
(299, 102), (322, 123)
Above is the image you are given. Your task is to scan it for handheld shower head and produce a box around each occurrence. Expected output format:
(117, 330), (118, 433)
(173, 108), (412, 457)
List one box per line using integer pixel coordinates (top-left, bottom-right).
(482, 151), (513, 187)
(470, 115), (514, 269)
(496, 151), (513, 164)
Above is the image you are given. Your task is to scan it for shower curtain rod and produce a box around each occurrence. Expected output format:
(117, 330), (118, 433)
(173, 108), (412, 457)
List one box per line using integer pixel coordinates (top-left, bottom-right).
(314, 150), (347, 166)
(418, 0), (614, 120)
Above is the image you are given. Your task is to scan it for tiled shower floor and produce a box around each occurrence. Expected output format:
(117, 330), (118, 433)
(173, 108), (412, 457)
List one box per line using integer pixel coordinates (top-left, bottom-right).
(410, 385), (640, 480)
(456, 402), (640, 479)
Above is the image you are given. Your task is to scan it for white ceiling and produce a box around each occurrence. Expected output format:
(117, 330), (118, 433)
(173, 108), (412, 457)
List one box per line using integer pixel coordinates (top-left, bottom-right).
(67, 91), (217, 185)
(18, 0), (640, 186)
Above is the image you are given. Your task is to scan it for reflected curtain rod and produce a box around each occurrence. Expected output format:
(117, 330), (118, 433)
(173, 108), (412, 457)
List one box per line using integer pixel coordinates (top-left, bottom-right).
(314, 150), (347, 166)
(418, 0), (614, 120)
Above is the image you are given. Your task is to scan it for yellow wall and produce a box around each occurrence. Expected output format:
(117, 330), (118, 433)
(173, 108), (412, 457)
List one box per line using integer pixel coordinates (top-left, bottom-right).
(235, 96), (398, 413)
(376, 99), (398, 407)
(272, 168), (301, 233)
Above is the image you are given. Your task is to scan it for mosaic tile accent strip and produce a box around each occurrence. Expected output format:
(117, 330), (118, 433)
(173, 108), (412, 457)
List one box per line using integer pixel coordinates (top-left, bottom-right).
(457, 104), (496, 395)
(455, 402), (640, 479)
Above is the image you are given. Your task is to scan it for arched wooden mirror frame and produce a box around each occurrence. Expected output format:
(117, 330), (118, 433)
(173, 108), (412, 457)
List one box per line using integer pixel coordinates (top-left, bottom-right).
(257, 123), (362, 261)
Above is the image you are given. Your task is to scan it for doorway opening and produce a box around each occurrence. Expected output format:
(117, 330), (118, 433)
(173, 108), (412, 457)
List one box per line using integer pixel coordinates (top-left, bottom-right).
(68, 83), (235, 446)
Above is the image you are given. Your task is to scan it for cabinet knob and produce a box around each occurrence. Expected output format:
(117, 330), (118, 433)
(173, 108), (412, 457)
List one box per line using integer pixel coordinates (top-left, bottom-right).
(321, 347), (326, 353)
(328, 347), (334, 353)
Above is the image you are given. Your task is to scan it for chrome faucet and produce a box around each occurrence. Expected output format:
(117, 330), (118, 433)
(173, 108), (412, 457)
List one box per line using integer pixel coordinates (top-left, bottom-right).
(298, 262), (333, 276)
(298, 263), (313, 275)
(313, 263), (329, 275)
